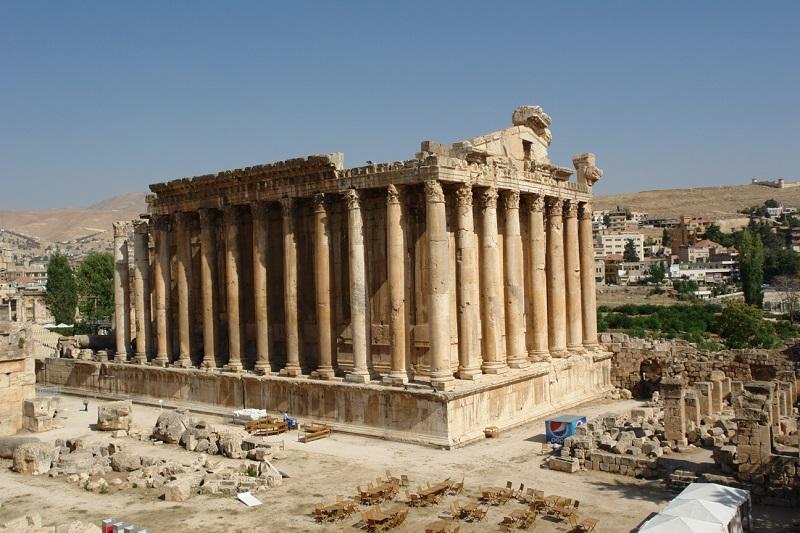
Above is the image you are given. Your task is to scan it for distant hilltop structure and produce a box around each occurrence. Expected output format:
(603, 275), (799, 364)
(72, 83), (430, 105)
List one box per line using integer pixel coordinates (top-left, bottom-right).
(751, 177), (799, 189)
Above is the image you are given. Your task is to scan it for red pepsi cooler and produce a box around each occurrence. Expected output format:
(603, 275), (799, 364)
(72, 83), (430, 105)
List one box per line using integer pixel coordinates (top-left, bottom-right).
(545, 415), (586, 444)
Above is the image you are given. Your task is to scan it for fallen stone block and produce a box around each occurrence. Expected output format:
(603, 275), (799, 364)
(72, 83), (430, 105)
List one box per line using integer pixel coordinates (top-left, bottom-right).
(163, 478), (193, 501)
(13, 442), (55, 475)
(548, 456), (580, 473)
(96, 400), (133, 431)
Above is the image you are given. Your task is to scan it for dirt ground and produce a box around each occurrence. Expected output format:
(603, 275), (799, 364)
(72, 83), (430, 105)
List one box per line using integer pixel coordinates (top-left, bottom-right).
(596, 286), (678, 308)
(1, 394), (797, 533)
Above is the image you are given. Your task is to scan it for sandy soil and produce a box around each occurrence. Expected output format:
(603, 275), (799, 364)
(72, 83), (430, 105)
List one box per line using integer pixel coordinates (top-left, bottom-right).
(0, 395), (796, 533)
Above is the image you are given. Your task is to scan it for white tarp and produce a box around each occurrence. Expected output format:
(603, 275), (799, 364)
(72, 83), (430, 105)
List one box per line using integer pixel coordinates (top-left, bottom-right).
(237, 491), (262, 507)
(673, 482), (751, 533)
(231, 408), (268, 423)
(662, 499), (736, 525)
(639, 514), (725, 533)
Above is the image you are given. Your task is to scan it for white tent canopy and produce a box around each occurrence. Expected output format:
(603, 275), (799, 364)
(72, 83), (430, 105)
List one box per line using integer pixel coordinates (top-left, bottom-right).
(639, 513), (725, 533)
(662, 499), (736, 526)
(674, 483), (750, 507)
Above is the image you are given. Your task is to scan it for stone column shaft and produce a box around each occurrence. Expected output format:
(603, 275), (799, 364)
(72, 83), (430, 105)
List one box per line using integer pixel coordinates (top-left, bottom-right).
(113, 222), (131, 361)
(344, 189), (370, 383)
(174, 212), (193, 367)
(479, 187), (508, 374)
(312, 194), (335, 379)
(502, 190), (529, 368)
(426, 181), (454, 390)
(385, 185), (409, 384)
(132, 220), (152, 363)
(199, 208), (218, 368)
(546, 197), (568, 356)
(280, 197), (302, 377)
(454, 184), (481, 379)
(152, 216), (171, 366)
(526, 196), (550, 361)
(223, 207), (243, 372)
(564, 201), (583, 351)
(252, 203), (271, 374)
(579, 202), (599, 348)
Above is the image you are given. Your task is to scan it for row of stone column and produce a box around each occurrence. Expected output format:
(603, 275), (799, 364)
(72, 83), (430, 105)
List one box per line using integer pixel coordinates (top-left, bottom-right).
(113, 181), (599, 390)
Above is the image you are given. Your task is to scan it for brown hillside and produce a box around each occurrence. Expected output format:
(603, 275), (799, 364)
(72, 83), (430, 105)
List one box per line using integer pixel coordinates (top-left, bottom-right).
(0, 192), (146, 244)
(594, 183), (800, 220)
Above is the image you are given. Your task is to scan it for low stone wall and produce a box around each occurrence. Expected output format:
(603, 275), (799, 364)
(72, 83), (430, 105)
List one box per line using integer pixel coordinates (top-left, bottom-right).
(601, 333), (798, 396)
(37, 353), (613, 448)
(583, 449), (658, 478)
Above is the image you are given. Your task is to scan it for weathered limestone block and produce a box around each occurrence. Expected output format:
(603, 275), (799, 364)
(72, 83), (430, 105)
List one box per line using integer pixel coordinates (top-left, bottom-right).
(548, 456), (579, 473)
(694, 382), (713, 416)
(218, 430), (246, 459)
(55, 521), (102, 533)
(163, 478), (194, 501)
(153, 410), (191, 443)
(0, 436), (40, 458)
(13, 441), (55, 475)
(110, 452), (142, 472)
(661, 377), (687, 445)
(96, 400), (133, 431)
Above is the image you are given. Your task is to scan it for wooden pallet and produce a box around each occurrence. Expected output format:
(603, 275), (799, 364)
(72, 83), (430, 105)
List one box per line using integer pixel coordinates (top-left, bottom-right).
(245, 417), (289, 436)
(299, 423), (333, 443)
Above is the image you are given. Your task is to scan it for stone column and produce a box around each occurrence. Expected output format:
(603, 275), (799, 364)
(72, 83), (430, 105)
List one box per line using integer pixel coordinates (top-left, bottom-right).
(694, 382), (712, 416)
(152, 215), (171, 367)
(312, 194), (335, 380)
(710, 370), (725, 413)
(223, 206), (243, 372)
(578, 202), (598, 349)
(113, 221), (131, 361)
(198, 208), (218, 369)
(251, 203), (271, 374)
(722, 376), (732, 401)
(344, 189), (370, 383)
(661, 377), (687, 445)
(502, 190), (529, 369)
(385, 185), (409, 384)
(684, 390), (702, 426)
(132, 220), (152, 364)
(426, 180), (454, 390)
(563, 200), (583, 352)
(546, 197), (568, 357)
(280, 197), (302, 377)
(174, 212), (193, 368)
(525, 195), (549, 361)
(454, 184), (481, 379)
(479, 187), (507, 374)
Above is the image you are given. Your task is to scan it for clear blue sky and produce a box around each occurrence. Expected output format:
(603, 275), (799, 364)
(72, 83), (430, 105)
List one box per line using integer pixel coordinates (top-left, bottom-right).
(1, 1), (798, 209)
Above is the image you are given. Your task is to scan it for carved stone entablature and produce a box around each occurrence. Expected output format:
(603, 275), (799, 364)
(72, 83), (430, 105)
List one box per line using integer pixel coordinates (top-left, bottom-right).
(572, 152), (603, 187)
(112, 221), (131, 238)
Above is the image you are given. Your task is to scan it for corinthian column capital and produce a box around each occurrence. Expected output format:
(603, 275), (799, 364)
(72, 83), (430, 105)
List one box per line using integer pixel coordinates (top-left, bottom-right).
(563, 200), (578, 219)
(578, 202), (593, 220)
(343, 188), (361, 210)
(424, 180), (445, 203)
(545, 197), (563, 218)
(312, 193), (327, 213)
(455, 184), (473, 207)
(502, 190), (520, 210)
(386, 184), (401, 205)
(481, 187), (498, 210)
(525, 194), (545, 213)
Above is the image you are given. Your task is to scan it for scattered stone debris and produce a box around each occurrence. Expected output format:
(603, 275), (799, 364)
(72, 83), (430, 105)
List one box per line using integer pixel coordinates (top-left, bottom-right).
(0, 513), (101, 533)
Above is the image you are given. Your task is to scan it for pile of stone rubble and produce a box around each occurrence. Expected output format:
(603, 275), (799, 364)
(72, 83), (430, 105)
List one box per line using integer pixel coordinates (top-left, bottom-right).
(0, 513), (100, 533)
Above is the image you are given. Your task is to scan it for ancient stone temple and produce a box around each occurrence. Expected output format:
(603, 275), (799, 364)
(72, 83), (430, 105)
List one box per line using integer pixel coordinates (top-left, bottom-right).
(45, 105), (613, 446)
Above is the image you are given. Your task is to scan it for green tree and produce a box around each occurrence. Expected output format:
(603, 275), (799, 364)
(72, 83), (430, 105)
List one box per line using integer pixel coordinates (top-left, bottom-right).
(76, 252), (114, 321)
(716, 301), (778, 349)
(623, 239), (640, 262)
(661, 228), (671, 247)
(646, 262), (666, 284)
(764, 198), (780, 208)
(704, 224), (735, 247)
(738, 229), (764, 305)
(45, 254), (77, 324)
